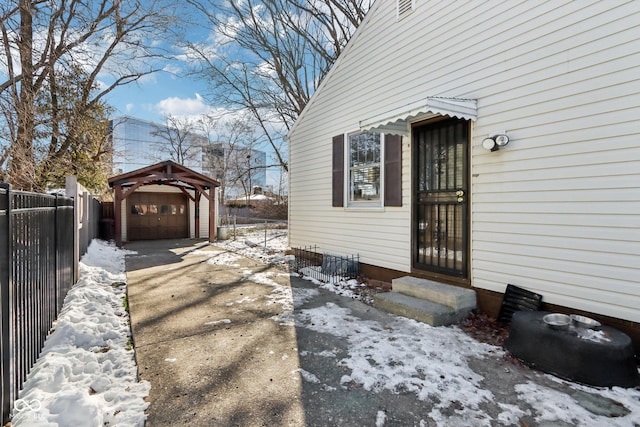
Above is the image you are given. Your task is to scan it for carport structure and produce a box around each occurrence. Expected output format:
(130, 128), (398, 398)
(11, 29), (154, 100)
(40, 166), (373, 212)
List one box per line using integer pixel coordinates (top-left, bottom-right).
(108, 160), (220, 247)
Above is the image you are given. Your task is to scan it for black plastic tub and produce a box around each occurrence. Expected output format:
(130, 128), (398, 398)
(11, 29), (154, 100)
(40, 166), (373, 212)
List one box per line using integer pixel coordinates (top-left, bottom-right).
(506, 311), (640, 388)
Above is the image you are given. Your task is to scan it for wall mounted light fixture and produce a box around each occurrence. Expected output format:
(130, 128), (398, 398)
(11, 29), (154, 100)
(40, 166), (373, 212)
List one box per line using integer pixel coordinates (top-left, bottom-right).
(482, 132), (510, 151)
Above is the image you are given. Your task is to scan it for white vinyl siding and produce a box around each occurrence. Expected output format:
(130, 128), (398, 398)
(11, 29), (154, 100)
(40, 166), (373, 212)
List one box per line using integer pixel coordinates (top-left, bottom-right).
(290, 133), (412, 271)
(397, 0), (414, 20)
(288, 0), (640, 322)
(191, 196), (210, 239)
(470, 4), (640, 322)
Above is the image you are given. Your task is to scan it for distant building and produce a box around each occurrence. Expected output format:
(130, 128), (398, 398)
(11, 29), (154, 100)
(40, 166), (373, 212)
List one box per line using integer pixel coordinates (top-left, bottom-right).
(108, 116), (206, 174)
(109, 116), (268, 200)
(201, 143), (267, 197)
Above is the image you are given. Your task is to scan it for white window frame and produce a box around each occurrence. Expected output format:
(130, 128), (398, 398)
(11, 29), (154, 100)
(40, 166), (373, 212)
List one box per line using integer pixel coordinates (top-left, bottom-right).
(345, 130), (385, 209)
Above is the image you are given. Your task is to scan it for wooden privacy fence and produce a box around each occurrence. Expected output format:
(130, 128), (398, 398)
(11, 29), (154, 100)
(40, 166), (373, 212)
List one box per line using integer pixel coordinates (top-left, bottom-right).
(0, 181), (102, 423)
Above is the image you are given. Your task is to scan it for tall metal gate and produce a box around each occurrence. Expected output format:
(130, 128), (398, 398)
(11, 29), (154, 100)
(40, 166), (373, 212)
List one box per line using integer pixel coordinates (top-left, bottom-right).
(0, 184), (76, 423)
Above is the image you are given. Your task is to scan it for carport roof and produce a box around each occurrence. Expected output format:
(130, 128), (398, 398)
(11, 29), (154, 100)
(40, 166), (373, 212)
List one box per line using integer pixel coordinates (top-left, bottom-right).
(108, 160), (220, 190)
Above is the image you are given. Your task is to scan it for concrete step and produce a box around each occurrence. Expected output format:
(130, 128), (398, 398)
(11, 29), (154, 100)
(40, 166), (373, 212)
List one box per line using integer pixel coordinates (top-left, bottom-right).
(373, 292), (473, 327)
(392, 276), (476, 310)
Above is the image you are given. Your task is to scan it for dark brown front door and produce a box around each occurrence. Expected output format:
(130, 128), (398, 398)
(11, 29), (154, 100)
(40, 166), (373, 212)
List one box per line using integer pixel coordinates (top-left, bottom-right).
(413, 118), (469, 278)
(128, 192), (188, 241)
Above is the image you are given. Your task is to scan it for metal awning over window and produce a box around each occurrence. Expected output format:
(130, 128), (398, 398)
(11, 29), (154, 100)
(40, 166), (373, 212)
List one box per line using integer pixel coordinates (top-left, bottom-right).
(359, 97), (477, 137)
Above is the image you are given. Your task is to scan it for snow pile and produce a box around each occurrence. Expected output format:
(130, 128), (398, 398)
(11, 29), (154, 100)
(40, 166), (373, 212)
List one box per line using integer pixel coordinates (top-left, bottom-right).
(295, 368), (321, 384)
(13, 240), (150, 427)
(204, 319), (231, 326)
(244, 269), (293, 311)
(291, 287), (320, 308)
(238, 268), (297, 325)
(515, 381), (640, 426)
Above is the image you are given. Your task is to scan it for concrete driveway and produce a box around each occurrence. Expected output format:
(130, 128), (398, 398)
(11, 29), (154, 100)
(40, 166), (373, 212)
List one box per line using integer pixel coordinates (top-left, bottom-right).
(124, 239), (639, 427)
(125, 239), (305, 426)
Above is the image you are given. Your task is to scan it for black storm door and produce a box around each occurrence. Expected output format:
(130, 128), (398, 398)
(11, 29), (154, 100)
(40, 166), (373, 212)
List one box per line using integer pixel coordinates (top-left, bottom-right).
(413, 118), (469, 277)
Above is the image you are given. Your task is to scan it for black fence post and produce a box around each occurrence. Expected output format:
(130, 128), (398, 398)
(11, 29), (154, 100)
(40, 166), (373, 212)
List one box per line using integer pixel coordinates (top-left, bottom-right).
(0, 184), (12, 423)
(55, 197), (74, 312)
(54, 194), (59, 317)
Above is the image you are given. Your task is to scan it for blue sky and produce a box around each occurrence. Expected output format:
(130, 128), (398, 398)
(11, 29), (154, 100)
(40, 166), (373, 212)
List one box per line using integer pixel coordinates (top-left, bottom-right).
(102, 50), (288, 190)
(104, 61), (212, 124)
(103, 4), (218, 125)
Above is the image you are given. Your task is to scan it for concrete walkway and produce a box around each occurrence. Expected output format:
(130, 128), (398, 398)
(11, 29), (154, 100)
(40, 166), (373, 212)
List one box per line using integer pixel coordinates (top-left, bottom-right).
(125, 240), (305, 426)
(125, 240), (639, 427)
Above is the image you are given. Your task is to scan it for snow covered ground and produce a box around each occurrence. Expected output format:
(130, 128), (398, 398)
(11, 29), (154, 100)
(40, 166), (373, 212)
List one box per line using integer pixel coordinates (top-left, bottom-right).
(217, 228), (640, 426)
(13, 241), (149, 427)
(11, 227), (640, 426)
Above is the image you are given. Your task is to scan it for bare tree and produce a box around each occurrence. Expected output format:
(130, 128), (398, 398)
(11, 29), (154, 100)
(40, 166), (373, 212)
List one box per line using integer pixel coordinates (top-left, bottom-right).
(199, 113), (260, 204)
(0, 0), (179, 190)
(185, 0), (372, 174)
(150, 115), (204, 166)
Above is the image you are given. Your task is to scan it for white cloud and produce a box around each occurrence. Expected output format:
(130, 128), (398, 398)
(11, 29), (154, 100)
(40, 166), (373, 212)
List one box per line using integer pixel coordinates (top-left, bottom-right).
(214, 15), (243, 45)
(125, 103), (134, 112)
(155, 93), (212, 117)
(162, 63), (183, 78)
(256, 61), (277, 78)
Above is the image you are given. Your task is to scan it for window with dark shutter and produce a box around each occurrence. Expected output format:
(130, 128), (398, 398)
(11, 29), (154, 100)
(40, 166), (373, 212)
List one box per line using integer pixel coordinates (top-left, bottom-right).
(384, 134), (402, 206)
(332, 134), (344, 207)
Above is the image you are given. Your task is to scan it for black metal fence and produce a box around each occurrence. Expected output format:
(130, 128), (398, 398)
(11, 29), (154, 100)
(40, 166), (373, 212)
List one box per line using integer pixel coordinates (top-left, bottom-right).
(0, 184), (76, 423)
(80, 196), (101, 257)
(289, 245), (360, 282)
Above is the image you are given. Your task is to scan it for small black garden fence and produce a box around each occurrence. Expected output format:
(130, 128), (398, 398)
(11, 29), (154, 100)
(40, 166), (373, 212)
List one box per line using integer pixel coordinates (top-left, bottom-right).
(0, 184), (77, 423)
(289, 245), (359, 282)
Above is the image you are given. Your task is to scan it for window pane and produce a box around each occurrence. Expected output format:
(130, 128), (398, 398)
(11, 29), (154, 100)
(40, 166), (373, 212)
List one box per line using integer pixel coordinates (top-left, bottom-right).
(131, 204), (146, 215)
(348, 131), (381, 203)
(350, 166), (380, 201)
(349, 132), (380, 167)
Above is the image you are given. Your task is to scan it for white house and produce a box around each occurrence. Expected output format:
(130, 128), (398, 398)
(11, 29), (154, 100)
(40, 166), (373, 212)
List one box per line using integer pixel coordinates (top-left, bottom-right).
(286, 1), (640, 341)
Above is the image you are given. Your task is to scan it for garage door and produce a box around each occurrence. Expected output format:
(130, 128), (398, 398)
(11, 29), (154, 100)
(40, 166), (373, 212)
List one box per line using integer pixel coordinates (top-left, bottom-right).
(128, 192), (188, 241)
